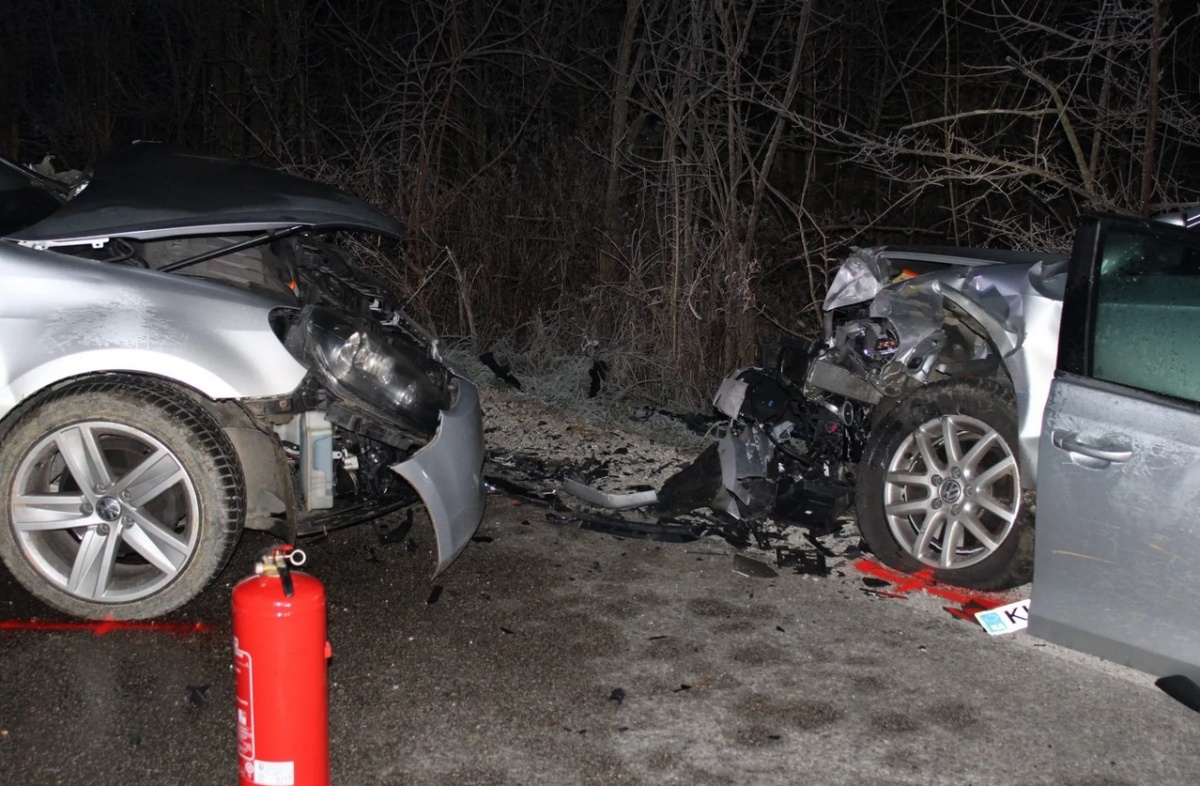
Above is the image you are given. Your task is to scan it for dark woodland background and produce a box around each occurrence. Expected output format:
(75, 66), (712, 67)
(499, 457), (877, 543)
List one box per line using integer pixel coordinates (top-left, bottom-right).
(3, 0), (1198, 406)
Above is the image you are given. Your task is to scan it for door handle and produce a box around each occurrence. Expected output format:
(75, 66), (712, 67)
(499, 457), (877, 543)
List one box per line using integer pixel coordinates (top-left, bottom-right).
(1051, 430), (1133, 464)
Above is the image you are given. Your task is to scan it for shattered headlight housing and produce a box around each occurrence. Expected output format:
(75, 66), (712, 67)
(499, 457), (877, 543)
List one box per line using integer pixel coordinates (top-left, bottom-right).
(823, 249), (891, 310)
(279, 306), (451, 436)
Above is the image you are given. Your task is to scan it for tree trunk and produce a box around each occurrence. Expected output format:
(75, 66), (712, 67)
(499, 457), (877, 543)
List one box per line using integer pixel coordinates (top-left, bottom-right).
(601, 0), (643, 280)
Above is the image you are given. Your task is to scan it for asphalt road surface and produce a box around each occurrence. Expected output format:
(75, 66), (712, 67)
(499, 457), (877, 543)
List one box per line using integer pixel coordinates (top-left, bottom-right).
(2, 389), (1198, 785)
(1, 487), (1198, 785)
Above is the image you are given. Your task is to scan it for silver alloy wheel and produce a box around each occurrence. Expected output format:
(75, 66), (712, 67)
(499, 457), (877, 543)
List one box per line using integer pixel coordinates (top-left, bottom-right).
(10, 421), (199, 603)
(882, 413), (1020, 570)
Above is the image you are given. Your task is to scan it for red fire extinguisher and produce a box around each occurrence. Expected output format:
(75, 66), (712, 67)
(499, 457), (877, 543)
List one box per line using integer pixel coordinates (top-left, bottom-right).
(233, 546), (331, 786)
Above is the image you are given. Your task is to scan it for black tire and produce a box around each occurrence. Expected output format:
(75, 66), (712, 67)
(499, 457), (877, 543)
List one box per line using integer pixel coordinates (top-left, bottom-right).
(855, 378), (1033, 590)
(0, 377), (245, 619)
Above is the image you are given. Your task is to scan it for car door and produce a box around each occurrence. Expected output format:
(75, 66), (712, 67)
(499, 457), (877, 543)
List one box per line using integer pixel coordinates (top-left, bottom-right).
(1029, 214), (1200, 682)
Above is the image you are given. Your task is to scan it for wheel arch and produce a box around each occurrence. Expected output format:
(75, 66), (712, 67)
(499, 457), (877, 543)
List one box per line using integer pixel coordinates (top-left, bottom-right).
(0, 372), (296, 540)
(0, 373), (249, 618)
(856, 377), (1034, 590)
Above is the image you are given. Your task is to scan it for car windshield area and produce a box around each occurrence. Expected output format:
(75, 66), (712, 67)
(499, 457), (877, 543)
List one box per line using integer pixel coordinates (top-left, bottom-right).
(0, 163), (62, 237)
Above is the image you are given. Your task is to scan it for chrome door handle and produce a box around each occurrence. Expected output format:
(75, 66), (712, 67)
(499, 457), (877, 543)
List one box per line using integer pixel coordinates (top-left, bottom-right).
(1051, 430), (1133, 464)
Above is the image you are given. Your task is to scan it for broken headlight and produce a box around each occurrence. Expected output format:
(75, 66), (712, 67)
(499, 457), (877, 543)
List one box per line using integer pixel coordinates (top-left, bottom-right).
(286, 306), (450, 435)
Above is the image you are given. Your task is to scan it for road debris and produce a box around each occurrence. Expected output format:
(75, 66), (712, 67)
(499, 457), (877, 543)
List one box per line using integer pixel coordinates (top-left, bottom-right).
(975, 599), (1031, 635)
(776, 547), (829, 576)
(608, 688), (626, 707)
(733, 554), (778, 578)
(479, 351), (522, 389)
(185, 685), (209, 707)
(375, 510), (414, 544)
(577, 512), (704, 543)
(562, 478), (658, 510)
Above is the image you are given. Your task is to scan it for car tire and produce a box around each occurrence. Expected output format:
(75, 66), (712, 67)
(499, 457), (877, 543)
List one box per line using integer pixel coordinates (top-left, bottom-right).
(0, 377), (245, 619)
(855, 378), (1033, 590)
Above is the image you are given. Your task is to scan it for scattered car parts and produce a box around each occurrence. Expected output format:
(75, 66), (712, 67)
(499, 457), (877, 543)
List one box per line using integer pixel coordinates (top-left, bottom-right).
(645, 243), (1069, 590)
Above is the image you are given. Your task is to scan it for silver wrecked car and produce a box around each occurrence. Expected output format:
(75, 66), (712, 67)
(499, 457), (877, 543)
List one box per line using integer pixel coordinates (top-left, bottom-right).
(680, 243), (1067, 589)
(690, 209), (1200, 594)
(0, 144), (485, 620)
(811, 242), (1070, 588)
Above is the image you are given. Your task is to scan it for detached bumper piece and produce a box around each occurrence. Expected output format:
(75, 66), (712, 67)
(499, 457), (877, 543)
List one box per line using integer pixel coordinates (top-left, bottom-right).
(392, 378), (486, 574)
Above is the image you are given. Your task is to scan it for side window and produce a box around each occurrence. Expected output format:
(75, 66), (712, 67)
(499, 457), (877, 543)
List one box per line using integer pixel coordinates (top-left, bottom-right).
(1092, 225), (1200, 403)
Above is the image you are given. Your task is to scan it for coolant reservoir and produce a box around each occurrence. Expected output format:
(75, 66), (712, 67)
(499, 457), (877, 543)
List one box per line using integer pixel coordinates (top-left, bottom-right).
(299, 411), (335, 510)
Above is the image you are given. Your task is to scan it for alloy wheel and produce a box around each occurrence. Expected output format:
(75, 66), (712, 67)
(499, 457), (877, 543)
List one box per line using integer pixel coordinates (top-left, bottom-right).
(882, 414), (1020, 570)
(10, 421), (200, 604)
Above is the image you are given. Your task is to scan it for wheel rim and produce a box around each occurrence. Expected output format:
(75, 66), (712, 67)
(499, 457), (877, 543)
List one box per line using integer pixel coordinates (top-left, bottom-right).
(882, 414), (1020, 570)
(10, 421), (199, 604)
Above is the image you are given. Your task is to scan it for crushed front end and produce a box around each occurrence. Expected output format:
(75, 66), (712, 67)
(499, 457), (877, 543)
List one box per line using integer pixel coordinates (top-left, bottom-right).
(666, 244), (1065, 533)
(262, 260), (486, 572)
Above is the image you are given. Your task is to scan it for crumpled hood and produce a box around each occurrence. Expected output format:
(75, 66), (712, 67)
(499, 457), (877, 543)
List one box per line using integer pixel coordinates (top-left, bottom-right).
(7, 144), (405, 245)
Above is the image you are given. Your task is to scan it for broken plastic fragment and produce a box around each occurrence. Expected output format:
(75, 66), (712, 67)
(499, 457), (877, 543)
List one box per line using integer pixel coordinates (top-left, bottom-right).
(609, 688), (626, 707)
(732, 554), (778, 578)
(375, 509), (414, 544)
(657, 443), (721, 515)
(717, 428), (773, 507)
(479, 351), (522, 389)
(562, 478), (657, 510)
(485, 475), (558, 507)
(713, 372), (750, 418)
(185, 685), (209, 707)
(576, 513), (703, 543)
(824, 248), (892, 310)
(776, 548), (829, 576)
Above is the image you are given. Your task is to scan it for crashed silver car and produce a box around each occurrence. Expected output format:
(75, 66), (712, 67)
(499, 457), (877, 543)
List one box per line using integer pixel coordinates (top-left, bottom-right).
(693, 208), (1200, 593)
(685, 244), (1066, 589)
(0, 144), (485, 620)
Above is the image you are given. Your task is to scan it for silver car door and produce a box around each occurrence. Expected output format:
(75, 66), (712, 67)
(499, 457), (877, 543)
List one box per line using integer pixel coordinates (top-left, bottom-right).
(1030, 215), (1200, 682)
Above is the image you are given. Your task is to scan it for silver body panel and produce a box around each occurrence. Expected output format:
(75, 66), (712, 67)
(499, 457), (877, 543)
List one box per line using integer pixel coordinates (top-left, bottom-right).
(393, 378), (485, 573)
(940, 260), (1066, 486)
(1031, 377), (1200, 681)
(819, 251), (1068, 489)
(0, 237), (484, 570)
(0, 241), (307, 416)
(1030, 214), (1200, 680)
(0, 147), (484, 616)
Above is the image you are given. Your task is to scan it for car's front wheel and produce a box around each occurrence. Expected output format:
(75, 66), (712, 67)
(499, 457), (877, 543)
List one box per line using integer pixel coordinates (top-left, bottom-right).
(855, 378), (1033, 590)
(0, 377), (245, 619)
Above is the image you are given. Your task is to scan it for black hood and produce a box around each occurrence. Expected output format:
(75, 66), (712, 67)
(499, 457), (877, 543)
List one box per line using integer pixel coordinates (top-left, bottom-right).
(7, 144), (405, 244)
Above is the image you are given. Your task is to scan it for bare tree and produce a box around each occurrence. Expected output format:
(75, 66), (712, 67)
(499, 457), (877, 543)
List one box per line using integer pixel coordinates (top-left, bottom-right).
(833, 0), (1200, 248)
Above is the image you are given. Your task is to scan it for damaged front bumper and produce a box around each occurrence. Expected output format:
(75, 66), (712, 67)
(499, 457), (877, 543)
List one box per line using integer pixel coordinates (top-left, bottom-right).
(393, 377), (486, 573)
